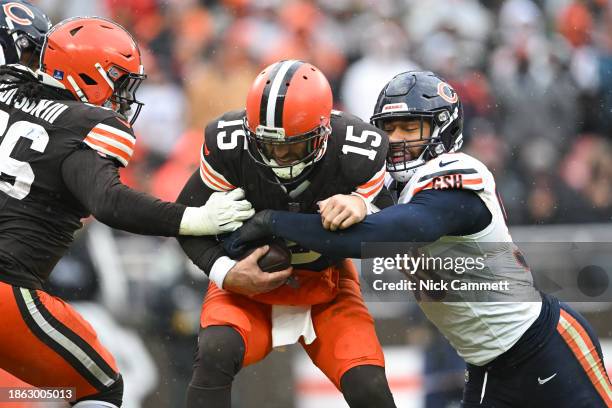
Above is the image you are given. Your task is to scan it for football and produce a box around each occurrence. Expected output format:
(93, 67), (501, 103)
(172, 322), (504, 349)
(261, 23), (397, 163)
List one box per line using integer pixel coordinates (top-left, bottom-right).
(241, 238), (292, 273)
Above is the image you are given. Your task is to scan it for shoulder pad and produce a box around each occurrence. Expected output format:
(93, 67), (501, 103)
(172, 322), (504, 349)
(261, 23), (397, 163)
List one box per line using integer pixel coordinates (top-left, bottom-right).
(82, 113), (136, 167)
(331, 112), (389, 190)
(409, 153), (490, 195)
(199, 110), (245, 191)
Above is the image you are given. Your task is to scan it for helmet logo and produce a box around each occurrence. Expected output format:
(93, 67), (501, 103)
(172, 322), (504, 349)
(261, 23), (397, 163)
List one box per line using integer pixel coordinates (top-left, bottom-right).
(107, 66), (121, 80)
(3, 2), (34, 26)
(382, 102), (408, 113)
(437, 82), (458, 104)
(52, 69), (64, 80)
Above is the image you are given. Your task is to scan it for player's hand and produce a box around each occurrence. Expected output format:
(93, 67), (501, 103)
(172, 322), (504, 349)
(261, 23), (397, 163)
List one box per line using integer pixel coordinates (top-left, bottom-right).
(222, 210), (275, 257)
(223, 246), (293, 296)
(179, 188), (255, 236)
(318, 194), (367, 231)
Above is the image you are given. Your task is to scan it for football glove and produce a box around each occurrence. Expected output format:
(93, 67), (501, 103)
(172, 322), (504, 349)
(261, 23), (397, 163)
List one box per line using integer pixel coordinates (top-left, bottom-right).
(179, 188), (255, 235)
(222, 210), (275, 257)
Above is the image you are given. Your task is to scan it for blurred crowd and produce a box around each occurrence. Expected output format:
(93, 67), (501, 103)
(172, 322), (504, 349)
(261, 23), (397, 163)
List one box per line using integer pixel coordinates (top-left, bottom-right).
(36, 0), (612, 225)
(27, 1), (611, 406)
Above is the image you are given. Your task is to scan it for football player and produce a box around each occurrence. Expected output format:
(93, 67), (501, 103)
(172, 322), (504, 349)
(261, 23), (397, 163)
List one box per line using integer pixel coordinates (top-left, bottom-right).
(0, 17), (252, 408)
(176, 60), (396, 408)
(0, 0), (51, 67)
(226, 71), (612, 407)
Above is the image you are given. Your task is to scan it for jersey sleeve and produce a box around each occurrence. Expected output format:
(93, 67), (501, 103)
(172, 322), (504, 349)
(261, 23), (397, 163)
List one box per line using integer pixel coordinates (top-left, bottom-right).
(408, 153), (488, 197)
(61, 148), (185, 236)
(353, 163), (386, 202)
(335, 111), (389, 201)
(82, 115), (136, 167)
(250, 189), (491, 259)
(198, 112), (243, 192)
(176, 170), (228, 276)
(176, 111), (245, 276)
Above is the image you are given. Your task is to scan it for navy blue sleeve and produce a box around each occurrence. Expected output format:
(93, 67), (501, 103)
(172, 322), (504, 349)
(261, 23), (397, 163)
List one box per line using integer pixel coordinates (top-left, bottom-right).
(269, 189), (492, 258)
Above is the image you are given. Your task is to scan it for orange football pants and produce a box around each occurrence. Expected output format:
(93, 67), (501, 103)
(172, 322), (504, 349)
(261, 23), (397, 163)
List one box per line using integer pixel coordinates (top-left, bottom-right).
(200, 260), (385, 389)
(0, 281), (120, 401)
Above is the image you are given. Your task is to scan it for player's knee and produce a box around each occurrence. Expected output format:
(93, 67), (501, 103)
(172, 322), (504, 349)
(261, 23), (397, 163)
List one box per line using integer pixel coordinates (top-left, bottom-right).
(73, 375), (123, 408)
(191, 325), (245, 388)
(340, 365), (395, 408)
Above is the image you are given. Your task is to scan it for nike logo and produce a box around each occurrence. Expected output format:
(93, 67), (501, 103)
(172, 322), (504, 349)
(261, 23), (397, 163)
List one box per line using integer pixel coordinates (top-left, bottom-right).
(537, 373), (557, 385)
(439, 159), (458, 167)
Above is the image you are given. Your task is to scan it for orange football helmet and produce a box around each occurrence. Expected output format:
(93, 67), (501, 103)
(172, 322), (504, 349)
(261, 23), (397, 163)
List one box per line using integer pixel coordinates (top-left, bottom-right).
(244, 60), (332, 184)
(40, 17), (146, 124)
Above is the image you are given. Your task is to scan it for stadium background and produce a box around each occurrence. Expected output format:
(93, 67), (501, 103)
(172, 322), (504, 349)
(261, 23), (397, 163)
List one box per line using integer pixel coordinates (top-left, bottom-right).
(2, 0), (611, 407)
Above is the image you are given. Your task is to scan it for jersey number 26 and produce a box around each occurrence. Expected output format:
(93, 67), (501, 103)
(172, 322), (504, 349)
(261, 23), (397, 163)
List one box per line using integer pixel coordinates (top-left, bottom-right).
(0, 109), (49, 200)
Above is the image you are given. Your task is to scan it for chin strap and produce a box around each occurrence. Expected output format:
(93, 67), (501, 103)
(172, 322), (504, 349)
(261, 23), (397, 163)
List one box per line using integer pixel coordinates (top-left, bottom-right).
(66, 74), (88, 102)
(35, 68), (67, 89)
(33, 67), (88, 102)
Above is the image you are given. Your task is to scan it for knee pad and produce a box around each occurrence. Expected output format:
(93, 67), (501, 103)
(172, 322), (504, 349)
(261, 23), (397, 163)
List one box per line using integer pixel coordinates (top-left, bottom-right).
(73, 375), (123, 408)
(340, 365), (396, 408)
(191, 325), (245, 388)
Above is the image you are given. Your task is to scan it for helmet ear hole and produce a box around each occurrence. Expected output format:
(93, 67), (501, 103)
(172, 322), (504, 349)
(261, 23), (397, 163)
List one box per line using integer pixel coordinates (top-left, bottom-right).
(78, 73), (97, 85)
(69, 26), (83, 36)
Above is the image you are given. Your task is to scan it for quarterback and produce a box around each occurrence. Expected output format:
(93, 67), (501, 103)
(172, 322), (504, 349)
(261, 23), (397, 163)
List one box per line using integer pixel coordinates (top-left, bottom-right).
(176, 60), (396, 408)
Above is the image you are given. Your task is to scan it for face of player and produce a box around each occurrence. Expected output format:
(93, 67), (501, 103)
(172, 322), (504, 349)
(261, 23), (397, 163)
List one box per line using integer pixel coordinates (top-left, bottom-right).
(382, 119), (431, 162)
(19, 48), (37, 69)
(263, 141), (309, 166)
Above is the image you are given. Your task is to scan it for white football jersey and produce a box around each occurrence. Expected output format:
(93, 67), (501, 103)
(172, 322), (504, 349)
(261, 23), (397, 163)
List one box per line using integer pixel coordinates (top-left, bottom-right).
(398, 152), (541, 366)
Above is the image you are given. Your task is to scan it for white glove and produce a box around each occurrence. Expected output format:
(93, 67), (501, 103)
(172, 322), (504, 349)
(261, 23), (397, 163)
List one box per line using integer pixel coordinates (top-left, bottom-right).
(179, 188), (255, 236)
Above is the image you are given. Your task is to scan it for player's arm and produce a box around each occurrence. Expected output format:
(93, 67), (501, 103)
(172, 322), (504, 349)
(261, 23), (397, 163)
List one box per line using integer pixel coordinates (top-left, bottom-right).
(319, 164), (387, 231)
(61, 149), (252, 236)
(176, 169), (231, 276)
(319, 116), (389, 230)
(61, 116), (253, 237)
(175, 118), (291, 295)
(174, 118), (254, 280)
(225, 189), (491, 259)
(177, 169), (291, 295)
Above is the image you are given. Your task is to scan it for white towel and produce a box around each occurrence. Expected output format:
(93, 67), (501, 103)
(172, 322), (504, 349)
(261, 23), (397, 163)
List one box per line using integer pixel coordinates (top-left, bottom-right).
(271, 305), (317, 348)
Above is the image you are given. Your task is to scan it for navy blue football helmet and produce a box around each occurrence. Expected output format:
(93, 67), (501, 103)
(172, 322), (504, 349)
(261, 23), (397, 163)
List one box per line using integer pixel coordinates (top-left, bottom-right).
(0, 0), (51, 66)
(371, 71), (463, 182)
